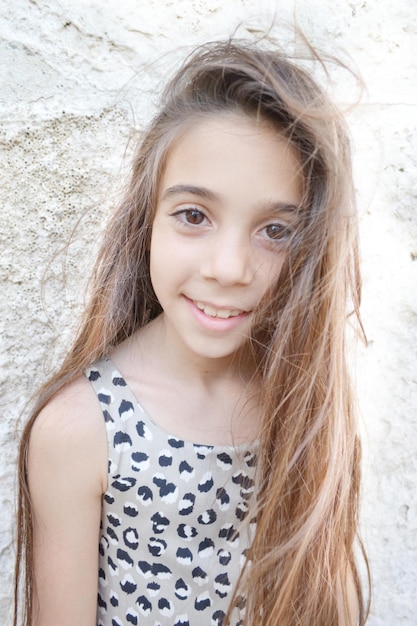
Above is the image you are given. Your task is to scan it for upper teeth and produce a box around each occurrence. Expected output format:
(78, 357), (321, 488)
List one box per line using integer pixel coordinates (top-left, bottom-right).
(196, 302), (242, 319)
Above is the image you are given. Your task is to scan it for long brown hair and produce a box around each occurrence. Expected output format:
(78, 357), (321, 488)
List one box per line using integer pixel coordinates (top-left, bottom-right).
(15, 37), (369, 625)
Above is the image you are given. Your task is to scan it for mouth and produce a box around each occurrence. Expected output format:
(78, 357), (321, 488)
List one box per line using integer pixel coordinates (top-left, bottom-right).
(194, 301), (248, 319)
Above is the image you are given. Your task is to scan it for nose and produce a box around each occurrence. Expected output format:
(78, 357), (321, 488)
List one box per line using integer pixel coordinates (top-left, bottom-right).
(200, 230), (254, 286)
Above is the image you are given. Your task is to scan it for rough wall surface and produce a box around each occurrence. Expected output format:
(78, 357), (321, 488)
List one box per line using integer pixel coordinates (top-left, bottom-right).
(1, 1), (416, 624)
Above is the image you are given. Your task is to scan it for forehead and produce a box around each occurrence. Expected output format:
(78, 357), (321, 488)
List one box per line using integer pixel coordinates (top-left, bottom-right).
(158, 113), (302, 205)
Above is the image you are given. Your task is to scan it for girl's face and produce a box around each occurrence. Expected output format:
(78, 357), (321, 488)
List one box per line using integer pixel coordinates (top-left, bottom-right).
(150, 113), (302, 365)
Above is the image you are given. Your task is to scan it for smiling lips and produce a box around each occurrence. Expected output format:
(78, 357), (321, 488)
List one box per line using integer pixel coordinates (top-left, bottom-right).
(194, 300), (248, 319)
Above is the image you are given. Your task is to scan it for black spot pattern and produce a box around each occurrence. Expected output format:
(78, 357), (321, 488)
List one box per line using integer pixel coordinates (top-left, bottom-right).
(87, 359), (257, 625)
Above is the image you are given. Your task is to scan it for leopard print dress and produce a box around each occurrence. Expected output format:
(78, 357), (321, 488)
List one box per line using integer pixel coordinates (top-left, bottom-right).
(86, 358), (257, 626)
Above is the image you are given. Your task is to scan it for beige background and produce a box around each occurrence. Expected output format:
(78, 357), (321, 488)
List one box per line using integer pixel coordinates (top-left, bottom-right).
(1, 1), (416, 624)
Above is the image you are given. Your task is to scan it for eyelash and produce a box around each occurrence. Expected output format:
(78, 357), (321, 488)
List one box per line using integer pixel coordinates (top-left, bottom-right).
(260, 223), (293, 242)
(172, 207), (208, 227)
(171, 207), (293, 244)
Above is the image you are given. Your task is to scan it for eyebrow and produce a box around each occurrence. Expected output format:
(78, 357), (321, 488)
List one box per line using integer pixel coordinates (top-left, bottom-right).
(161, 184), (220, 202)
(258, 200), (301, 215)
(161, 183), (300, 214)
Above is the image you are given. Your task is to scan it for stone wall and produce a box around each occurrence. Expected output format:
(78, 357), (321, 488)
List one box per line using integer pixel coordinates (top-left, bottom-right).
(1, 1), (416, 623)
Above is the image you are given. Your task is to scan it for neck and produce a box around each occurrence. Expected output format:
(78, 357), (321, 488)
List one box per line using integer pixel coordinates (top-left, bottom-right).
(111, 316), (261, 445)
(137, 315), (258, 388)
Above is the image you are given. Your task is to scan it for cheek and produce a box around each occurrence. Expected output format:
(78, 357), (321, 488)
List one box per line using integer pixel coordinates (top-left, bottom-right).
(149, 227), (191, 294)
(256, 253), (286, 295)
(149, 230), (169, 291)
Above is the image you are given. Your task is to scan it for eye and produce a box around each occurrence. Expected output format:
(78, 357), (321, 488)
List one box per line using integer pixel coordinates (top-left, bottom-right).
(173, 207), (208, 226)
(262, 223), (293, 242)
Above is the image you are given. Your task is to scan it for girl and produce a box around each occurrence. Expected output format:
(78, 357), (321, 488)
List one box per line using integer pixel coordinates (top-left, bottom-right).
(15, 38), (369, 626)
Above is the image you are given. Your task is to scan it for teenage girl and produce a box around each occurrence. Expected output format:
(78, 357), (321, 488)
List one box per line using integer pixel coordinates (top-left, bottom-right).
(15, 38), (369, 626)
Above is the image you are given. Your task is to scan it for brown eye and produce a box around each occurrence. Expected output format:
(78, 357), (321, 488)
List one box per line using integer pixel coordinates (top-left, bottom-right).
(264, 223), (292, 241)
(171, 207), (210, 229)
(184, 208), (205, 225)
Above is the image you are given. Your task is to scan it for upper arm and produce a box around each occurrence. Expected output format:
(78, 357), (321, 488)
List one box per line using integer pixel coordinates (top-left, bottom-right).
(28, 376), (107, 626)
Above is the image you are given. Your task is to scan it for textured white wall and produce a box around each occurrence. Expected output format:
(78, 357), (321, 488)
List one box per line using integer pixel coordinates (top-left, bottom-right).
(1, 1), (416, 624)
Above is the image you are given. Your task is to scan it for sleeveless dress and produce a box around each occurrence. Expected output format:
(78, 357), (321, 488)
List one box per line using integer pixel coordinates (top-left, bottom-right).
(86, 358), (257, 626)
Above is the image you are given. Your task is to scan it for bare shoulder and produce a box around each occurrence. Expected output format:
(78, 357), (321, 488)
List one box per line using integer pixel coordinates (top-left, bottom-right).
(34, 373), (102, 422)
(28, 375), (107, 624)
(29, 375), (108, 495)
